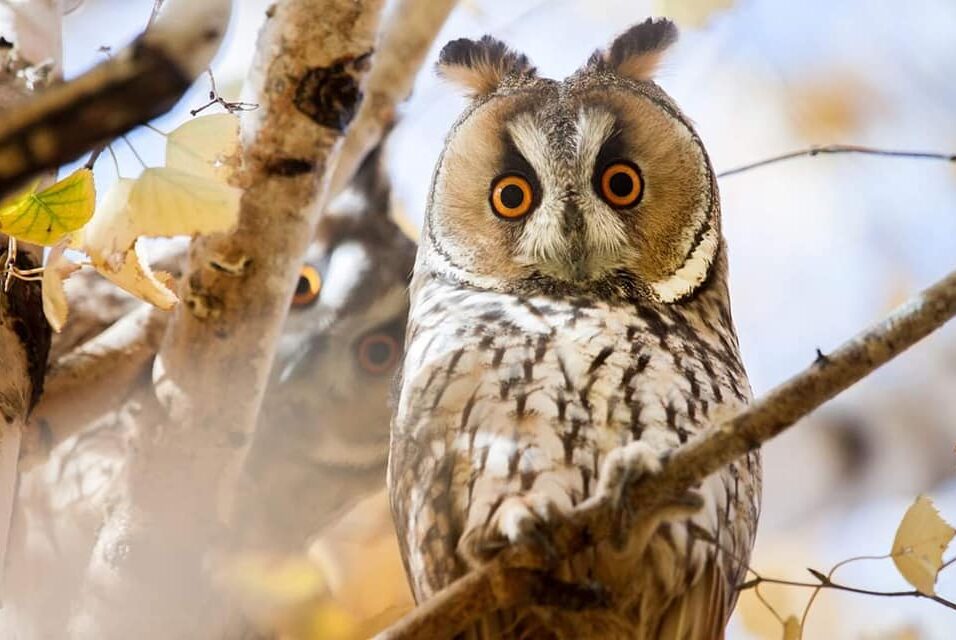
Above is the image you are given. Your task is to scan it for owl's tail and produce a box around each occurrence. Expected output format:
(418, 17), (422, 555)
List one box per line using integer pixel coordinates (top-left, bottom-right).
(457, 608), (558, 640)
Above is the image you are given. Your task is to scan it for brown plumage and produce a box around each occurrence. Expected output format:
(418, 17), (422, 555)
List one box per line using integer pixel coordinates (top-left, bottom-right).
(389, 19), (760, 639)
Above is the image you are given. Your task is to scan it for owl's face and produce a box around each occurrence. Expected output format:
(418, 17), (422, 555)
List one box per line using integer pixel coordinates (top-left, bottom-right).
(424, 19), (719, 304)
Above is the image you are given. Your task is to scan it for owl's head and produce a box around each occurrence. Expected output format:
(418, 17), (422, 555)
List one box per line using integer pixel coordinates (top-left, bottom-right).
(423, 18), (720, 304)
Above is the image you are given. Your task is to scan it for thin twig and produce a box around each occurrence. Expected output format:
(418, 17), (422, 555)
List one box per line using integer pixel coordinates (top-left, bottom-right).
(717, 144), (956, 178)
(740, 575), (956, 612)
(189, 69), (258, 116)
(376, 268), (956, 639)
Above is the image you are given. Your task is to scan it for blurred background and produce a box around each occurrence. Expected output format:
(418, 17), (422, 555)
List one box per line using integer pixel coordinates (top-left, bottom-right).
(57, 0), (956, 637)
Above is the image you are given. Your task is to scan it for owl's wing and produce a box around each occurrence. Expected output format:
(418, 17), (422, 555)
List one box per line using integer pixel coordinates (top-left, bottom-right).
(655, 557), (731, 640)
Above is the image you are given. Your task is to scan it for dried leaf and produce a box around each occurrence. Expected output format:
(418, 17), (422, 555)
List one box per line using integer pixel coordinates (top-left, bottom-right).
(0, 168), (95, 245)
(78, 179), (177, 309)
(79, 169), (240, 308)
(127, 167), (242, 238)
(891, 495), (955, 595)
(41, 241), (81, 332)
(94, 245), (180, 310)
(783, 615), (801, 640)
(165, 113), (240, 181)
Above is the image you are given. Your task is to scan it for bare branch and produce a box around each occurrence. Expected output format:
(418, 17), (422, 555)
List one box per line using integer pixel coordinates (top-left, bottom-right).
(327, 0), (458, 197)
(717, 144), (956, 178)
(377, 267), (956, 639)
(0, 0), (231, 195)
(20, 304), (167, 469)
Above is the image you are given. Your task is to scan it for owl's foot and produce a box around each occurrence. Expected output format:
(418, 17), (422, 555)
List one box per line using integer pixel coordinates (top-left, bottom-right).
(458, 493), (565, 569)
(594, 441), (703, 551)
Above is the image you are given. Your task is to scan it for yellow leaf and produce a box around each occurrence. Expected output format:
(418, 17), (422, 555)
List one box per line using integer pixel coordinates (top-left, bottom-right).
(653, 0), (735, 28)
(783, 615), (801, 640)
(0, 168), (95, 245)
(892, 495), (955, 595)
(165, 113), (240, 181)
(221, 553), (327, 609)
(127, 167), (241, 238)
(298, 602), (360, 640)
(41, 241), (81, 332)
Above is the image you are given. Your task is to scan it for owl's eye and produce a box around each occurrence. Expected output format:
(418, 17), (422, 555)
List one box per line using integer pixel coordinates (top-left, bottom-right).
(292, 264), (322, 307)
(490, 173), (534, 219)
(598, 161), (643, 208)
(356, 333), (400, 375)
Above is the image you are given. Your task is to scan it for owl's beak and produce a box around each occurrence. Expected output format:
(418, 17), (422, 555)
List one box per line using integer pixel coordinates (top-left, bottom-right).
(561, 201), (595, 281)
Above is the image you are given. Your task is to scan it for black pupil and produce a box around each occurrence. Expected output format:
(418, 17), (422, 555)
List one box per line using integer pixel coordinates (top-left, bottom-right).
(296, 274), (312, 296)
(366, 339), (392, 365)
(500, 183), (525, 209)
(609, 170), (634, 197)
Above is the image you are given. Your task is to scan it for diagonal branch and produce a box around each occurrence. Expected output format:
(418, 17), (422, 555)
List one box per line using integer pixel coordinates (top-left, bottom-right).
(376, 267), (956, 640)
(0, 0), (231, 196)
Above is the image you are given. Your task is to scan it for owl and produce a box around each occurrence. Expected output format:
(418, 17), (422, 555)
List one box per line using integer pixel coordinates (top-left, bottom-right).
(234, 145), (416, 550)
(388, 18), (760, 639)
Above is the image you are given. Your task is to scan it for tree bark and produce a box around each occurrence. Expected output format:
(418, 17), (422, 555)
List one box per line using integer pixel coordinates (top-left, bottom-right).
(328, 0), (458, 197)
(66, 2), (386, 638)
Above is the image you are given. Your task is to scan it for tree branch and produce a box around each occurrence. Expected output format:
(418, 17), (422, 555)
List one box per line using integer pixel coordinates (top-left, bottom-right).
(376, 267), (956, 640)
(65, 2), (387, 637)
(0, 0), (231, 195)
(19, 303), (167, 469)
(327, 0), (458, 198)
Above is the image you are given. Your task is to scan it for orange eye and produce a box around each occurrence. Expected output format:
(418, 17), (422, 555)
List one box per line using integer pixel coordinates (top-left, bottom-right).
(598, 161), (643, 208)
(357, 333), (400, 375)
(292, 264), (321, 307)
(490, 174), (534, 219)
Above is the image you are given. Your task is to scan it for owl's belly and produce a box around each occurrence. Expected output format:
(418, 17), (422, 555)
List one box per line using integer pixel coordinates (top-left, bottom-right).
(390, 285), (760, 632)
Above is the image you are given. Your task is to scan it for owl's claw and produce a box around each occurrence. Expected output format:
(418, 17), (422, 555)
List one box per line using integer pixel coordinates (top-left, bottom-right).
(459, 493), (564, 569)
(595, 441), (704, 551)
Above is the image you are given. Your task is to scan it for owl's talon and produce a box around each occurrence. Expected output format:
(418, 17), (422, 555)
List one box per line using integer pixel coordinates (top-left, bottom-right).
(595, 441), (703, 551)
(459, 493), (565, 569)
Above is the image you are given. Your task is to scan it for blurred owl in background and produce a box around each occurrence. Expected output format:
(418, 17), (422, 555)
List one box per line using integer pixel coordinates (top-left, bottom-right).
(2, 147), (416, 637)
(389, 19), (760, 639)
(236, 147), (416, 550)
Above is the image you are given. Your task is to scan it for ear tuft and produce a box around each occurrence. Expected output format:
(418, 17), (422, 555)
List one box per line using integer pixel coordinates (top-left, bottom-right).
(437, 35), (536, 97)
(591, 18), (678, 82)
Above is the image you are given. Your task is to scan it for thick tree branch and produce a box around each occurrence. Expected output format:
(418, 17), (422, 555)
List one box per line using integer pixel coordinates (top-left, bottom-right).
(19, 304), (166, 469)
(377, 267), (956, 640)
(0, 0), (231, 195)
(327, 0), (457, 197)
(65, 2), (386, 637)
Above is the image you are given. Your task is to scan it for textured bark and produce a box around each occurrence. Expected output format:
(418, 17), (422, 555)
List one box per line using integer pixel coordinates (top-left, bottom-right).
(0, 0), (230, 196)
(65, 2), (386, 638)
(328, 0), (458, 197)
(377, 268), (956, 640)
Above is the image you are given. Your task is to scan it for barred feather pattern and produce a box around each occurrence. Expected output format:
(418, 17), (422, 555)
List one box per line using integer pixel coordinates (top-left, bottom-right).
(389, 252), (761, 639)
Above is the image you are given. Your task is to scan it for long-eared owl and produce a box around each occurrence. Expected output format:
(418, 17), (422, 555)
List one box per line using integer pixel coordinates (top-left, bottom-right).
(389, 18), (760, 639)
